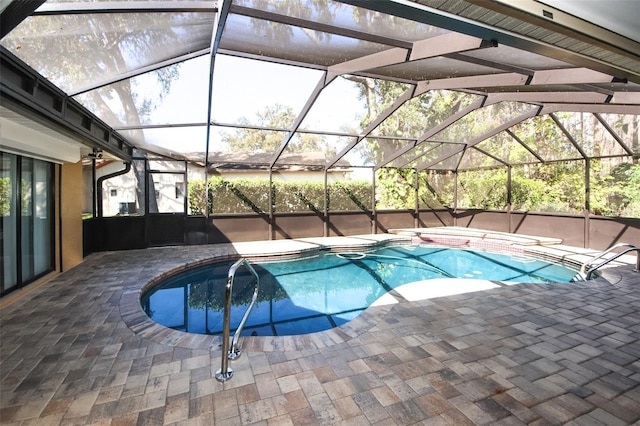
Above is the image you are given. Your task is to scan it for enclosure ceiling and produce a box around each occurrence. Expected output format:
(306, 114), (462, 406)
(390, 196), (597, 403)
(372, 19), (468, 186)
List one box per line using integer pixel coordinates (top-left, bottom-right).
(1, 0), (639, 172)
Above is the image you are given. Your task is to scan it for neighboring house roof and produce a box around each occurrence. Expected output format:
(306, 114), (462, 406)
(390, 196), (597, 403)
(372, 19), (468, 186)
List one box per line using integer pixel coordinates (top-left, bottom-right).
(184, 151), (353, 171)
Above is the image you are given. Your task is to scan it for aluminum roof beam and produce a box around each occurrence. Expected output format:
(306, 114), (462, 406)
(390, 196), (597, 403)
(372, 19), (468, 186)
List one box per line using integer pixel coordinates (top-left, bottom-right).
(0, 0), (46, 38)
(70, 49), (211, 96)
(594, 113), (636, 157)
(326, 85), (417, 169)
(549, 112), (588, 159)
(411, 33), (492, 61)
(326, 48), (409, 85)
(411, 107), (540, 171)
(205, 0), (233, 171)
(487, 92), (610, 104)
(611, 92), (640, 105)
(540, 103), (640, 115)
(326, 34), (496, 85)
(505, 129), (545, 163)
(270, 74), (327, 168)
(530, 68), (616, 86)
(375, 97), (487, 169)
(229, 4), (412, 50)
(337, 0), (640, 84)
(0, 46), (133, 161)
(2, 0), (638, 174)
(416, 73), (529, 92)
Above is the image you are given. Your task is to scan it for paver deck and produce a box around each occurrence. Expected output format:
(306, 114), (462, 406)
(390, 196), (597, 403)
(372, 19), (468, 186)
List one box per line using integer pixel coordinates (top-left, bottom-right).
(1, 232), (640, 425)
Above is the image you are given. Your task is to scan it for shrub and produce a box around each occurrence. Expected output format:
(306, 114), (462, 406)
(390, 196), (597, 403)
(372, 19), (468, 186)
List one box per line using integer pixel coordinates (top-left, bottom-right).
(188, 177), (373, 214)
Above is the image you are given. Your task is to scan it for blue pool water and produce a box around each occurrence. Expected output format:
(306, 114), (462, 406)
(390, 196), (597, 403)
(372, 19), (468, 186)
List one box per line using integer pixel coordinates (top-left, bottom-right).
(141, 245), (579, 336)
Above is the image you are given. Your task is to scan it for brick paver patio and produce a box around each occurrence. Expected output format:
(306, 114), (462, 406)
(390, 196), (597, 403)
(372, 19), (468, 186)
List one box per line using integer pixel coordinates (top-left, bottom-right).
(1, 235), (640, 425)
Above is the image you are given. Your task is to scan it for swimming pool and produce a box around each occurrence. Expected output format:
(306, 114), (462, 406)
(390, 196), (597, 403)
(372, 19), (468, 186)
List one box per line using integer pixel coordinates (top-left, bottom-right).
(141, 244), (580, 337)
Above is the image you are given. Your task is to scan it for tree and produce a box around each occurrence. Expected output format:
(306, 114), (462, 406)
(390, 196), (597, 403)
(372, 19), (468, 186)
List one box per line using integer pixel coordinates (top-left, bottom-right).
(0, 177), (10, 216)
(220, 104), (324, 155)
(4, 12), (193, 214)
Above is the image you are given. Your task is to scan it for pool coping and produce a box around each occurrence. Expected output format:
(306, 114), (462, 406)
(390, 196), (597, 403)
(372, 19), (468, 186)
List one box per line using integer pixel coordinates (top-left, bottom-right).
(119, 229), (632, 353)
(120, 234), (408, 352)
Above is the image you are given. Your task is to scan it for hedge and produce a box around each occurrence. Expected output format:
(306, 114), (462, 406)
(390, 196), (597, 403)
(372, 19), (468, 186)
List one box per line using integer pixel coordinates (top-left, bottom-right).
(188, 177), (373, 215)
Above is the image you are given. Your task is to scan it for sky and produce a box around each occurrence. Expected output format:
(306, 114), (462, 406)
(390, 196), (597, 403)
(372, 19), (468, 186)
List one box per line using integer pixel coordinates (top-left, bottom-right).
(140, 53), (366, 155)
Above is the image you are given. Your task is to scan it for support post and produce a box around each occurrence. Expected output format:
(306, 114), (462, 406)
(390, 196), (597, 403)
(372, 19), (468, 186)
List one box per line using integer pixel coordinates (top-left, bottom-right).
(269, 169), (274, 240)
(324, 169), (328, 237)
(584, 158), (590, 248)
(453, 171), (458, 227)
(372, 169), (377, 234)
(507, 166), (512, 233)
(92, 158), (97, 218)
(183, 161), (188, 216)
(414, 169), (419, 228)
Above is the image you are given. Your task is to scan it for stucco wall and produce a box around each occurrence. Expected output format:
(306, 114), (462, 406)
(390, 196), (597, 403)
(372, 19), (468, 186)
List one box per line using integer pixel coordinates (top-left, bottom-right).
(61, 161), (84, 270)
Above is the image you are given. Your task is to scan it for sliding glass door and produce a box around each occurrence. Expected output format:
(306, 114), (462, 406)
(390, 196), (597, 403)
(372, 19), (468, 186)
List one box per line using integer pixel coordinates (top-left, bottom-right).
(1, 153), (18, 292)
(1, 152), (54, 295)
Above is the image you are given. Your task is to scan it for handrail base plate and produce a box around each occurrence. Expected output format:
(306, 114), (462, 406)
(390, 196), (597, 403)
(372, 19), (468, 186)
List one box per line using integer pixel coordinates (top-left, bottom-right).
(215, 368), (234, 382)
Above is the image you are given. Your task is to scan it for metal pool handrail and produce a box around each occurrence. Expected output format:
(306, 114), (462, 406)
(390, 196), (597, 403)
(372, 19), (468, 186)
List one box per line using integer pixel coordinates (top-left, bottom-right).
(215, 258), (260, 382)
(579, 243), (640, 280)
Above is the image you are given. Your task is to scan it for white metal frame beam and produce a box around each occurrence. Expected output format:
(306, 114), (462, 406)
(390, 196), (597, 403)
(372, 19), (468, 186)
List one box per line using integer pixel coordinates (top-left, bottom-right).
(530, 68), (615, 86)
(416, 73), (528, 92)
(33, 1), (217, 14)
(376, 97), (487, 169)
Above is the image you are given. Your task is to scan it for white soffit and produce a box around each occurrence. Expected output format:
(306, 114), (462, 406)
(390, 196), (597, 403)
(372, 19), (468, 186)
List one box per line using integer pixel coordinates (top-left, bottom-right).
(538, 0), (640, 43)
(0, 106), (82, 163)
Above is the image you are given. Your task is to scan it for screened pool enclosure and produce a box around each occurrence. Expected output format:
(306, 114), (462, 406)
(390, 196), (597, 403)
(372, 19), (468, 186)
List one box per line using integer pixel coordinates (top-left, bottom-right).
(1, 0), (639, 252)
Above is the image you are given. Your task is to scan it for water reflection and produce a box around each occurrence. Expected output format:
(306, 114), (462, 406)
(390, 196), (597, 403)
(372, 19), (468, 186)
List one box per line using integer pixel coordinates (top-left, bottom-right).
(141, 246), (578, 336)
(141, 257), (379, 336)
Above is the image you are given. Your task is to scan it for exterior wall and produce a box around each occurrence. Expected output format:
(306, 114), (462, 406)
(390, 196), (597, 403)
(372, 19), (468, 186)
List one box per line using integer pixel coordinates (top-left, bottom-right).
(60, 162), (84, 271)
(1, 154), (83, 297)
